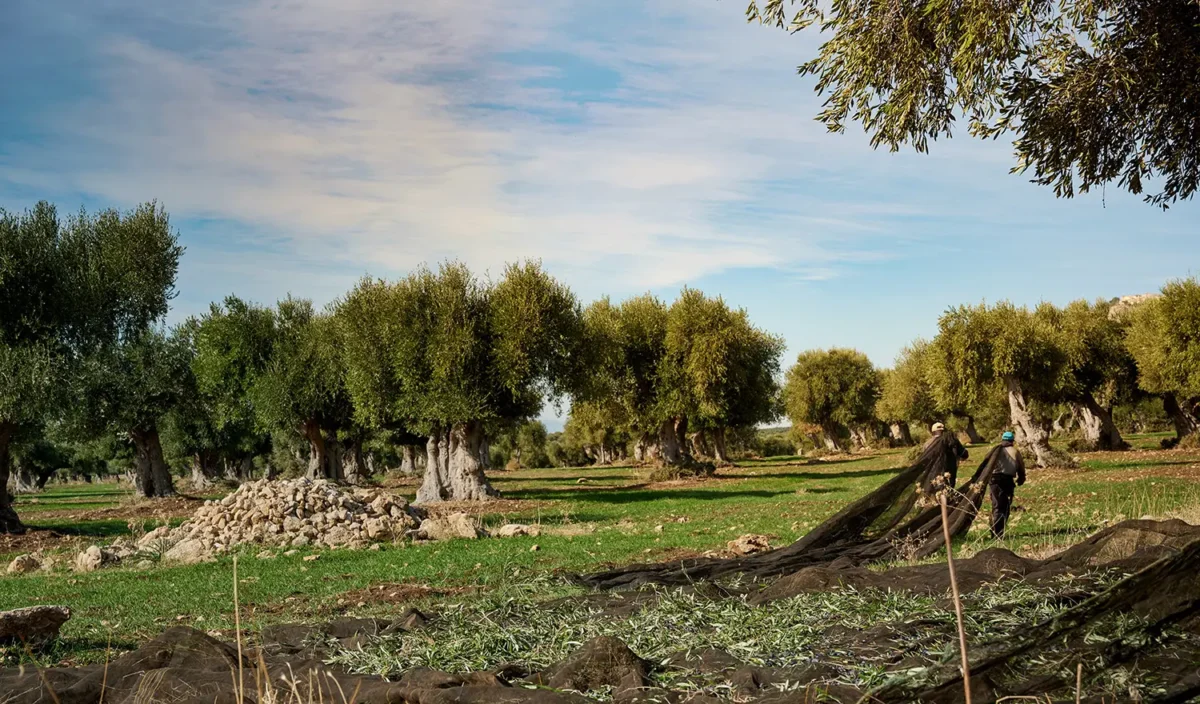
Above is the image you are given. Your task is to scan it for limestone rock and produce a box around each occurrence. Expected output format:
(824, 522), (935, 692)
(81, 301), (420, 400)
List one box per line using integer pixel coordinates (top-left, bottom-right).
(75, 546), (121, 572)
(144, 479), (426, 557)
(495, 524), (541, 538)
(163, 539), (216, 565)
(727, 534), (771, 556)
(7, 553), (49, 575)
(418, 513), (486, 540)
(0, 605), (71, 645)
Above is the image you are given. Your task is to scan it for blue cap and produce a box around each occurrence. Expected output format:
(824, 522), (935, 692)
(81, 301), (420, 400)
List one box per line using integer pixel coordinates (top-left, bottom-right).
(1002, 431), (1015, 441)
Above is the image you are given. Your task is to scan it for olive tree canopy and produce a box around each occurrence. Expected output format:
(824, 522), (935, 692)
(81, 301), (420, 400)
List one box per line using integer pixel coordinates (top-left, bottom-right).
(783, 348), (880, 453)
(338, 261), (583, 503)
(0, 202), (181, 530)
(747, 0), (1200, 207)
(1125, 278), (1200, 443)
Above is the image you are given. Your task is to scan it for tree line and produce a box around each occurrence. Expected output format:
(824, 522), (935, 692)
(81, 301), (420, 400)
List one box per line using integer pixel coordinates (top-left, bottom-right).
(3, 200), (1199, 533)
(779, 291), (1200, 468)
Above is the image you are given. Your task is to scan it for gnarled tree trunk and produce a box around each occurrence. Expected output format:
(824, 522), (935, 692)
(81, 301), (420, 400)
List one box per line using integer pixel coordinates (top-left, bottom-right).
(190, 450), (221, 489)
(634, 432), (657, 463)
(951, 413), (984, 444)
(689, 429), (712, 460)
(129, 428), (176, 498)
(820, 422), (848, 453)
(1164, 394), (1200, 445)
(1005, 377), (1056, 467)
(711, 427), (731, 464)
(341, 438), (367, 485)
(1074, 394), (1128, 451)
(302, 422), (344, 480)
(888, 421), (914, 447)
(0, 423), (23, 534)
(479, 437), (492, 470)
(658, 418), (684, 465)
(399, 446), (417, 476)
(849, 425), (873, 450)
(416, 422), (498, 503)
(12, 465), (41, 494)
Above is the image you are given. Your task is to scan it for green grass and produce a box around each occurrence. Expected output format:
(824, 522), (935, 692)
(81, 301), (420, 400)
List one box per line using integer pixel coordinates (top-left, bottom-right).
(2, 437), (1199, 665)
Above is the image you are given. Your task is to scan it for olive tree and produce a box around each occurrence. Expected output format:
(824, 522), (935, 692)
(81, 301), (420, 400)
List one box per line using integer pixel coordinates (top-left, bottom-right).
(610, 295), (670, 462)
(188, 297), (279, 484)
(659, 290), (784, 464)
(876, 342), (940, 446)
(747, 0), (1200, 207)
(1040, 299), (1136, 450)
(783, 348), (880, 453)
(252, 298), (359, 482)
(1125, 278), (1200, 444)
(338, 261), (583, 503)
(0, 202), (181, 529)
(931, 302), (1068, 466)
(72, 329), (191, 497)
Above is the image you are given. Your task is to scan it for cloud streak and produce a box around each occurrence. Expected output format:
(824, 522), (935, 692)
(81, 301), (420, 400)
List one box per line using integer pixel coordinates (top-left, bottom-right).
(2, 0), (993, 300)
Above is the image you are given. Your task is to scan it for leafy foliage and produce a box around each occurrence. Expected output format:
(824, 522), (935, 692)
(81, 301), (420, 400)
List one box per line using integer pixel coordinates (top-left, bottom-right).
(70, 328), (193, 438)
(251, 297), (352, 438)
(338, 261), (584, 437)
(1126, 278), (1200, 399)
(747, 0), (1200, 207)
(876, 341), (939, 425)
(784, 348), (880, 431)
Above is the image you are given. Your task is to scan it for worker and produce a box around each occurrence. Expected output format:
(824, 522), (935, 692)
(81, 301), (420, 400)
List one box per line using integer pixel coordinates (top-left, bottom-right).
(989, 431), (1026, 538)
(924, 421), (969, 488)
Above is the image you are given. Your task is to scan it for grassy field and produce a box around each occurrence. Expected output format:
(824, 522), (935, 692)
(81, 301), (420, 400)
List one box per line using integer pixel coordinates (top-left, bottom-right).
(3, 434), (1199, 665)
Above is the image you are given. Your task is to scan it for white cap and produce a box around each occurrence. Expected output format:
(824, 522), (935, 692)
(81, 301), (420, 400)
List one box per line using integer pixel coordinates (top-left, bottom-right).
(931, 422), (946, 432)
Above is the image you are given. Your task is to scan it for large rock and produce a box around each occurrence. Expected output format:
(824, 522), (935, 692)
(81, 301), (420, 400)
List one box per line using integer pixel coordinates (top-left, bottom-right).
(7, 553), (50, 575)
(533, 636), (649, 695)
(0, 605), (71, 645)
(74, 546), (121, 572)
(163, 538), (216, 565)
(419, 513), (487, 540)
(727, 534), (771, 555)
(495, 523), (541, 538)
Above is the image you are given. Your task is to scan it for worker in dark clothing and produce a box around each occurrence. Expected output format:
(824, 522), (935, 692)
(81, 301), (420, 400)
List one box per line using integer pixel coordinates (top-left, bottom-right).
(989, 431), (1026, 538)
(923, 421), (969, 489)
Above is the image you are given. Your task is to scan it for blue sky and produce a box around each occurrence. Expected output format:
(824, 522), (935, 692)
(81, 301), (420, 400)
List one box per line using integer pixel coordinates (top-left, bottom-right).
(3, 0), (1198, 430)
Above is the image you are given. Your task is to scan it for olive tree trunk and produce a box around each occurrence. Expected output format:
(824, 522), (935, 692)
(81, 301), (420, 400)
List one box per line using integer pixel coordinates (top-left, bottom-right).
(0, 423), (24, 534)
(302, 421), (344, 481)
(12, 465), (41, 494)
(1074, 395), (1129, 451)
(820, 422), (849, 453)
(190, 450), (221, 489)
(1005, 377), (1056, 467)
(1164, 394), (1200, 444)
(711, 427), (731, 464)
(399, 446), (417, 476)
(634, 432), (658, 463)
(416, 422), (498, 503)
(951, 413), (984, 443)
(657, 414), (686, 465)
(129, 428), (176, 498)
(341, 438), (367, 485)
(888, 421), (914, 447)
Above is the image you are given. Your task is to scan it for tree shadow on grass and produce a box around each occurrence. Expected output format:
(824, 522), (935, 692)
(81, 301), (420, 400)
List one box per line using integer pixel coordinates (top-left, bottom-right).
(1082, 459), (1198, 471)
(24, 520), (132, 538)
(506, 486), (816, 505)
(735, 466), (902, 481)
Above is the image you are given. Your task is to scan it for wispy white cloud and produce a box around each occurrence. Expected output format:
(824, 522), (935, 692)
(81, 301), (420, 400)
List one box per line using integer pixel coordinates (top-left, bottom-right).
(3, 0), (985, 301)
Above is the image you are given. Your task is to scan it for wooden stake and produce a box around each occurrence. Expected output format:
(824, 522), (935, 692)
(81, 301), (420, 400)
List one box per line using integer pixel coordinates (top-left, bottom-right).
(941, 493), (972, 704)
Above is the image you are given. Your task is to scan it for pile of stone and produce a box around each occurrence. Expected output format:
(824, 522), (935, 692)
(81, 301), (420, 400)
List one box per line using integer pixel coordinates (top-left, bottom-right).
(140, 478), (426, 563)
